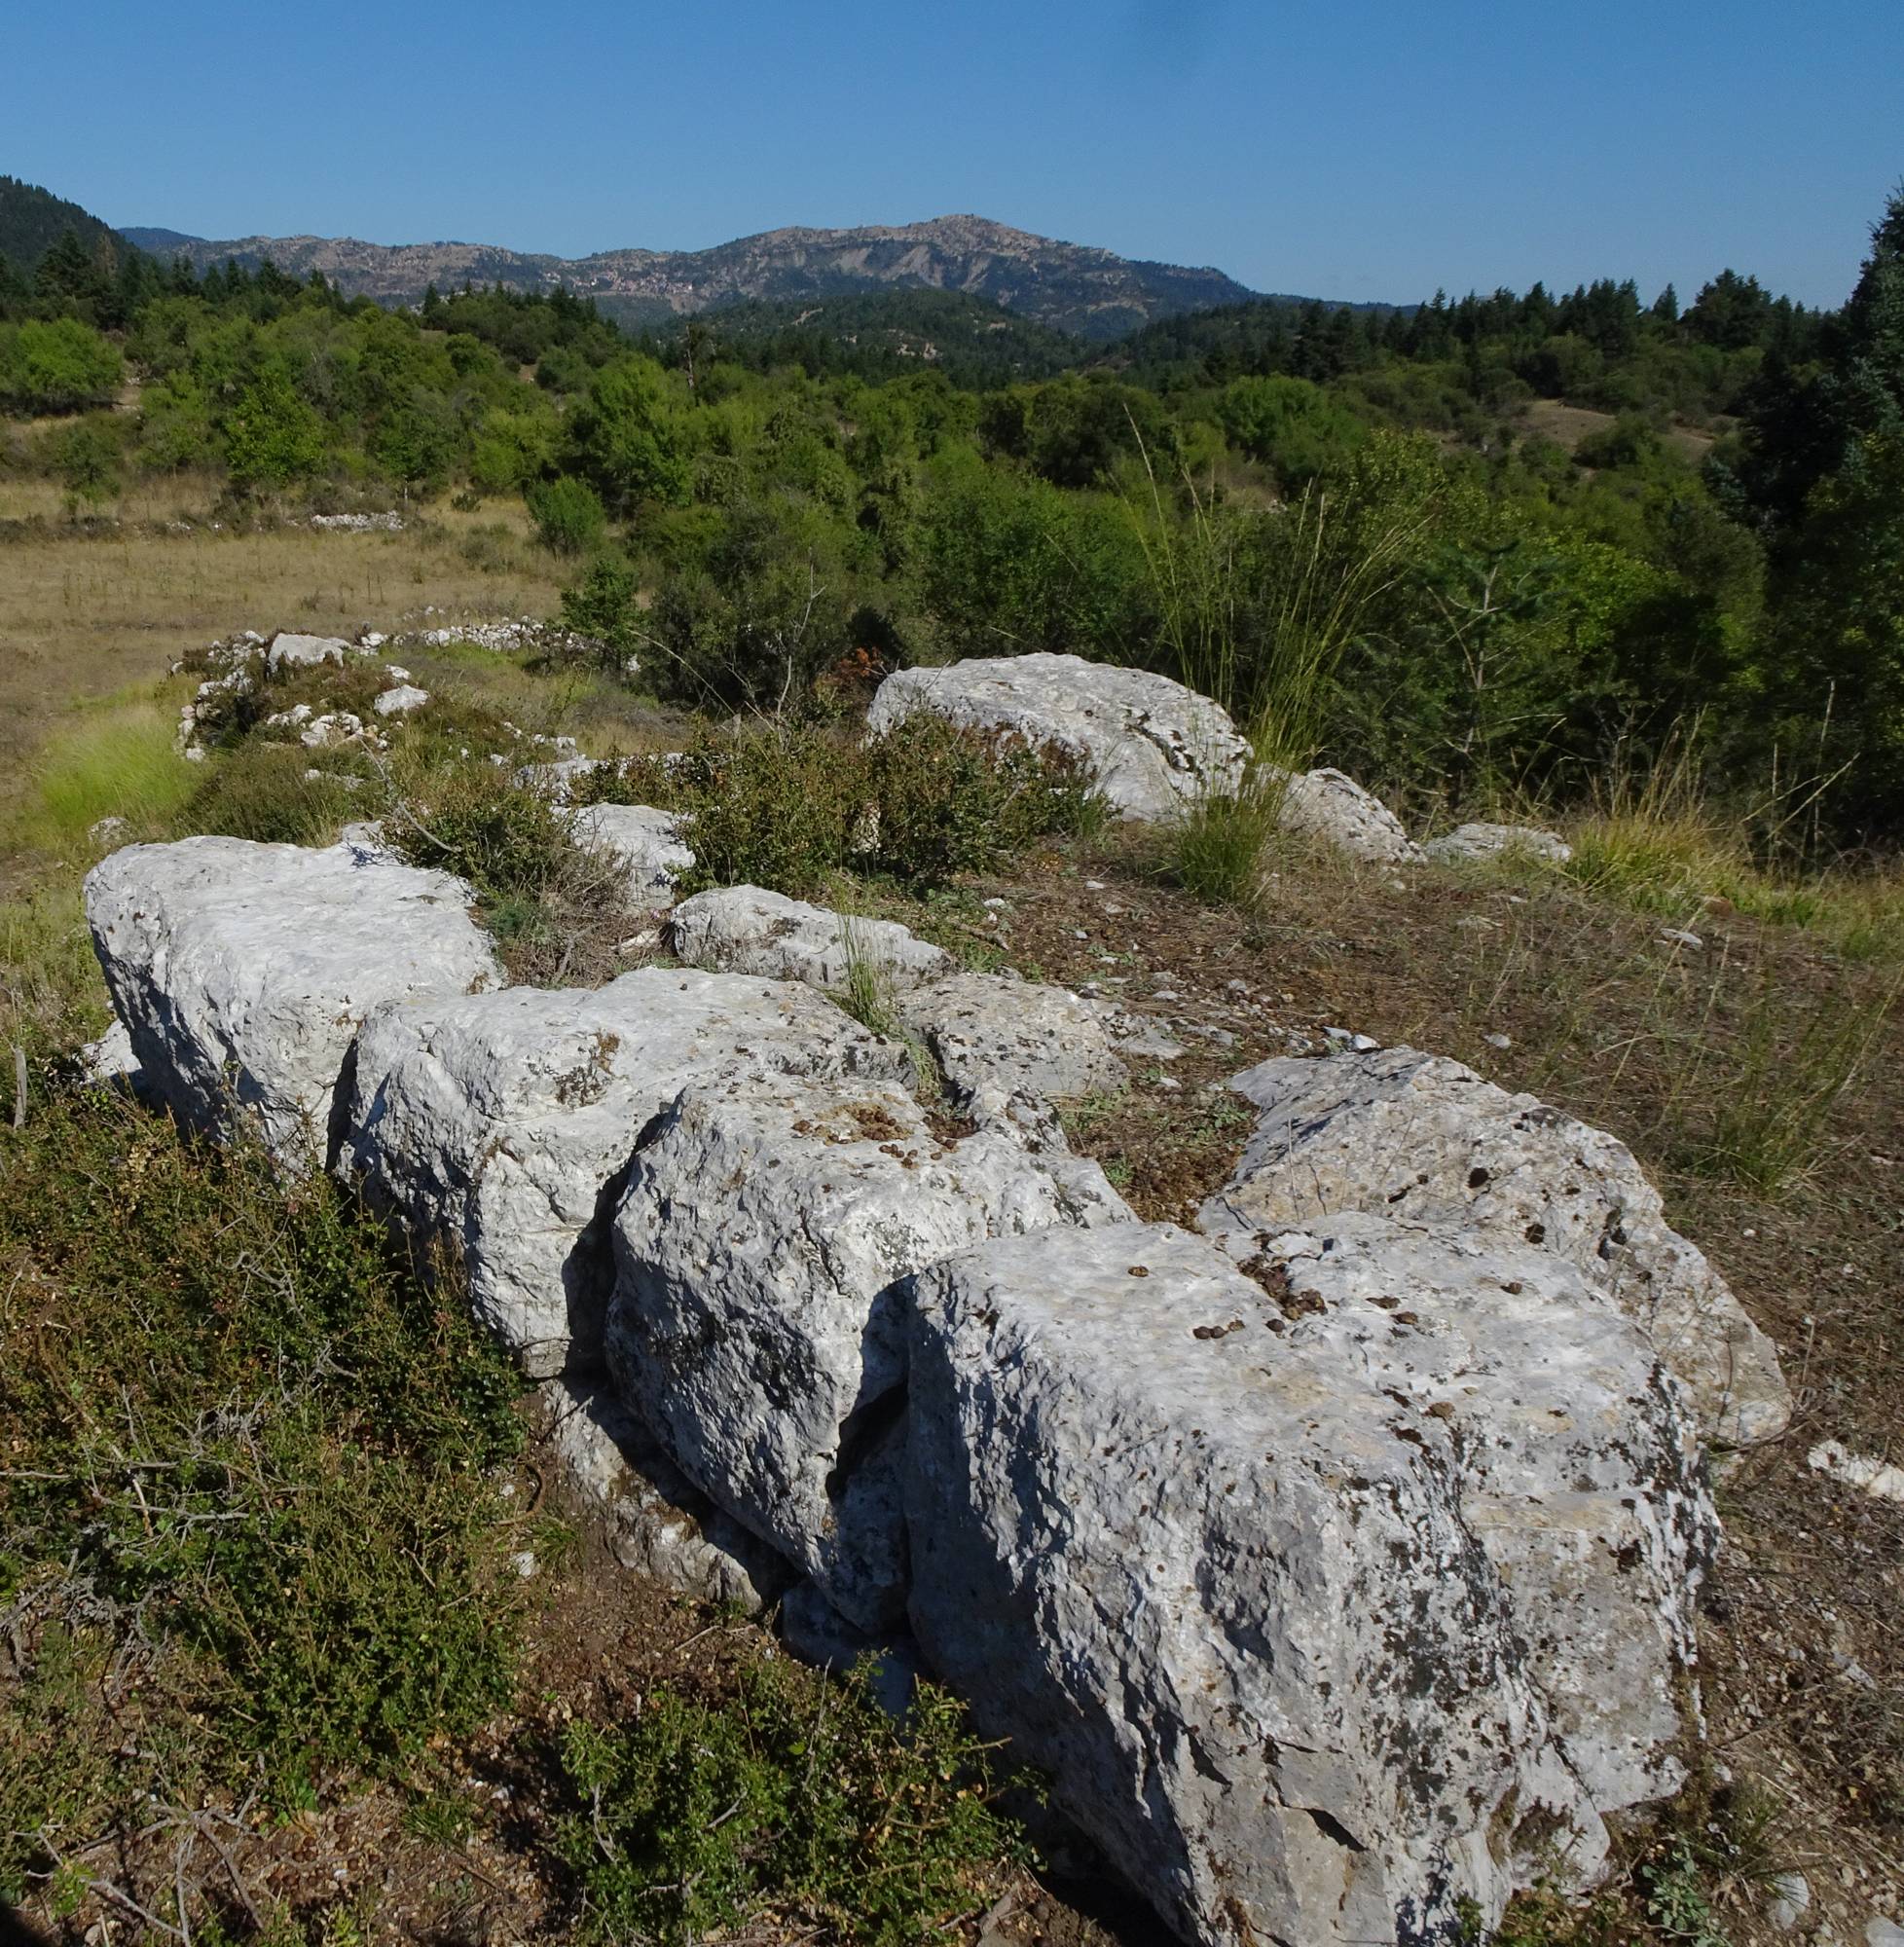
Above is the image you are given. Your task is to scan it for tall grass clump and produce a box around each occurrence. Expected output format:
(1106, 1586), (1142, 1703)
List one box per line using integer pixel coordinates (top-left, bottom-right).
(1125, 424), (1436, 771)
(1125, 424), (1435, 904)
(18, 697), (199, 855)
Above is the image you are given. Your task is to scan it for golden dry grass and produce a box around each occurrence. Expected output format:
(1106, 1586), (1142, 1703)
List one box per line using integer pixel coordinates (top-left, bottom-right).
(0, 496), (566, 803)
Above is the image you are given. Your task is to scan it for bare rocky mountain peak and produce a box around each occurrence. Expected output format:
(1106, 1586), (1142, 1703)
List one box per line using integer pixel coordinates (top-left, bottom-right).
(117, 212), (1257, 340)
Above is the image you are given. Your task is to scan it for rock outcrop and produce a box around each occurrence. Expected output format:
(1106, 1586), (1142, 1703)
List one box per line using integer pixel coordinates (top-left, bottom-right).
(869, 652), (1251, 821)
(1423, 821), (1573, 865)
(899, 970), (1126, 1110)
(338, 970), (913, 1376)
(1197, 1047), (1790, 1449)
(567, 803), (695, 902)
(906, 1218), (1713, 1947)
(670, 884), (951, 991)
(1274, 766), (1423, 864)
(607, 1071), (1131, 1630)
(266, 631), (350, 672)
(541, 1378), (787, 1609)
(85, 837), (502, 1171)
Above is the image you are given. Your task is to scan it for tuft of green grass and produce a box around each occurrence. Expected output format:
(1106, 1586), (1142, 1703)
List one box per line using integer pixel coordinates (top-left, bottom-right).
(1168, 785), (1279, 908)
(555, 1655), (1027, 1946)
(18, 696), (199, 856)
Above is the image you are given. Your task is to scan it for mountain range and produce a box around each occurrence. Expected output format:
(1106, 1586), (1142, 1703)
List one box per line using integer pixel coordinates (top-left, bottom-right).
(117, 214), (1260, 342)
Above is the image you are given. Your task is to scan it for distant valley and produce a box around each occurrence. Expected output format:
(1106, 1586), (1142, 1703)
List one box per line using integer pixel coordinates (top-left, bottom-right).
(117, 213), (1260, 341)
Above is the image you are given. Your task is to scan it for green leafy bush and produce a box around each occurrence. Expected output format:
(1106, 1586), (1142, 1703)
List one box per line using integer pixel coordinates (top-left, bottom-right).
(0, 316), (123, 413)
(555, 1657), (1026, 1946)
(527, 472), (607, 555)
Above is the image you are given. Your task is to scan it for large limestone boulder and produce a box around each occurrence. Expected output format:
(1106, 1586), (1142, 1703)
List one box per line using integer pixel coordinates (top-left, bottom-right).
(905, 1218), (1714, 1947)
(1423, 821), (1572, 865)
(898, 971), (1126, 1111)
(84, 837), (502, 1172)
(338, 969), (911, 1377)
(566, 803), (694, 902)
(1274, 766), (1423, 864)
(868, 652), (1250, 822)
(606, 1072), (1131, 1630)
(1196, 1047), (1790, 1449)
(670, 885), (950, 992)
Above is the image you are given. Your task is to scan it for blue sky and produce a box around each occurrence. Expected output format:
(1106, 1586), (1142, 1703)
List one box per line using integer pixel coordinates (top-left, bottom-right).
(13, 0), (1901, 308)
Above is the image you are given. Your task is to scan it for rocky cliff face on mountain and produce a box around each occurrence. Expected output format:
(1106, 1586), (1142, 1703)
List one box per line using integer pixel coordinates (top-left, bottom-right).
(117, 213), (1257, 340)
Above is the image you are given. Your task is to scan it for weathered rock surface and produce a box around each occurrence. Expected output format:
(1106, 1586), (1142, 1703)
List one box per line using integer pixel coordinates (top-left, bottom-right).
(1197, 1047), (1790, 1449)
(607, 1073), (1131, 1629)
(670, 885), (950, 992)
(85, 837), (501, 1171)
(266, 631), (349, 672)
(540, 1379), (787, 1610)
(899, 971), (1125, 1110)
(906, 1218), (1713, 1946)
(567, 803), (695, 902)
(868, 652), (1250, 821)
(372, 682), (430, 716)
(77, 1019), (143, 1093)
(1423, 821), (1573, 865)
(339, 969), (912, 1376)
(778, 1580), (922, 1718)
(1274, 766), (1423, 864)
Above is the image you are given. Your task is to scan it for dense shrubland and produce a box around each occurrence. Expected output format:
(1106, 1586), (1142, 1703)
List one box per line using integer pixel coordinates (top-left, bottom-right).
(4, 188), (1903, 846)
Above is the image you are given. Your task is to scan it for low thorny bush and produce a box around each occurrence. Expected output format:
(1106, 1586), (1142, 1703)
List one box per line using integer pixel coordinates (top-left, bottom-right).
(555, 1655), (1028, 1946)
(0, 1088), (531, 1908)
(589, 713), (1103, 899)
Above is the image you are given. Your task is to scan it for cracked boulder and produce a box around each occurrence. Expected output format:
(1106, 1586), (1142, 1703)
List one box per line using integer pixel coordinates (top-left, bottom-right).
(84, 837), (502, 1172)
(338, 969), (911, 1376)
(898, 970), (1127, 1112)
(1196, 1047), (1790, 1450)
(669, 884), (950, 992)
(868, 651), (1250, 822)
(606, 1072), (1131, 1630)
(905, 1217), (1714, 1947)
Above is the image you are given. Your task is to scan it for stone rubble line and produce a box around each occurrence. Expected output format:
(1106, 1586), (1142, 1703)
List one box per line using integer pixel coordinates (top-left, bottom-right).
(78, 648), (1789, 1947)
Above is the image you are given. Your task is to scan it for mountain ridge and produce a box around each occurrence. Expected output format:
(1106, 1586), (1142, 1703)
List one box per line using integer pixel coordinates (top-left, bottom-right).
(115, 213), (1258, 341)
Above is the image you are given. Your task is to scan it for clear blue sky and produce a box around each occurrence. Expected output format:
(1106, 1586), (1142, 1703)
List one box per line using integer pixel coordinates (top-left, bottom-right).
(13, 0), (1901, 309)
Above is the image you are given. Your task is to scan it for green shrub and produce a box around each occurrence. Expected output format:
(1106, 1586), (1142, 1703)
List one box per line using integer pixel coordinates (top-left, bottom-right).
(0, 1091), (528, 1892)
(630, 726), (858, 898)
(385, 759), (575, 904)
(527, 473), (607, 555)
(555, 1657), (1026, 1946)
(622, 716), (1099, 899)
(179, 741), (363, 846)
(0, 317), (123, 413)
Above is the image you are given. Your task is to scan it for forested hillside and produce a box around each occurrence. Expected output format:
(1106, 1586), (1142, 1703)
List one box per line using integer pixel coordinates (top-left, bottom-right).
(5, 173), (1902, 843)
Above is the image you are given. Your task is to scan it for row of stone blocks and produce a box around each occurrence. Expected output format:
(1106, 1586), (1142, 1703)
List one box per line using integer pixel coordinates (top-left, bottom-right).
(82, 832), (1788, 1946)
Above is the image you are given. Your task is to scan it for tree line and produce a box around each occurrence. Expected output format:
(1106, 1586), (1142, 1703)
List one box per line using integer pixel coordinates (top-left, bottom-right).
(2, 177), (1901, 844)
